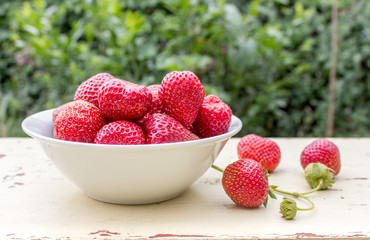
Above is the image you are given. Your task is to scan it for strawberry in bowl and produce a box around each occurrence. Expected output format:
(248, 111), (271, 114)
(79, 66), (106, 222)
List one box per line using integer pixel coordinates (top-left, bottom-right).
(22, 71), (242, 204)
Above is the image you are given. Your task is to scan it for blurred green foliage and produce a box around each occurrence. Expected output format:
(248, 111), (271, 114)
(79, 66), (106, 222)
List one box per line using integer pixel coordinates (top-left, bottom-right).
(0, 0), (369, 137)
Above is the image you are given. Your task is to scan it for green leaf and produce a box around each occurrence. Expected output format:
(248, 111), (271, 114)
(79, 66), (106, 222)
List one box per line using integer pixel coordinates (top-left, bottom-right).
(268, 189), (277, 200)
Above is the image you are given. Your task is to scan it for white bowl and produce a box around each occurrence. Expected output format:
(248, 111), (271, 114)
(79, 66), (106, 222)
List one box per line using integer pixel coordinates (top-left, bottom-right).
(22, 109), (242, 204)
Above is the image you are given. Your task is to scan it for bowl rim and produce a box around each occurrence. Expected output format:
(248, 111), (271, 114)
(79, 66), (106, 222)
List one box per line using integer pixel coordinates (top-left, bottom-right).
(22, 109), (242, 150)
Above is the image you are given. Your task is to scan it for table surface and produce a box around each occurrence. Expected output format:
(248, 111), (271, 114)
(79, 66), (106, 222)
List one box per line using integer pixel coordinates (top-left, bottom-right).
(0, 137), (369, 240)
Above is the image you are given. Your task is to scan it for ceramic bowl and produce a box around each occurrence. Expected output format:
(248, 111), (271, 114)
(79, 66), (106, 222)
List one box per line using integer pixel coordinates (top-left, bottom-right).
(22, 109), (242, 204)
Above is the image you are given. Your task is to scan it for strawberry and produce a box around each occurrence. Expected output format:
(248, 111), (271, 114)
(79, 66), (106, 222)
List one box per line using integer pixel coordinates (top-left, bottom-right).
(115, 78), (139, 88)
(141, 113), (199, 144)
(98, 78), (152, 122)
(52, 102), (71, 122)
(147, 84), (163, 114)
(159, 71), (205, 128)
(54, 100), (106, 143)
(222, 159), (269, 208)
(135, 113), (150, 127)
(135, 84), (164, 127)
(300, 138), (340, 175)
(74, 73), (114, 107)
(237, 134), (281, 172)
(94, 120), (145, 145)
(193, 95), (232, 138)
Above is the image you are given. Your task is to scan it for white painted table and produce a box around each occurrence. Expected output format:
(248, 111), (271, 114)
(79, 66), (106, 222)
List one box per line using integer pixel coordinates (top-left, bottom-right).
(0, 138), (369, 239)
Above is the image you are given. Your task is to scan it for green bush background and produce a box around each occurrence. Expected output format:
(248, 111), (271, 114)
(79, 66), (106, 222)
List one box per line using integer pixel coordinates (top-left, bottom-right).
(0, 0), (369, 137)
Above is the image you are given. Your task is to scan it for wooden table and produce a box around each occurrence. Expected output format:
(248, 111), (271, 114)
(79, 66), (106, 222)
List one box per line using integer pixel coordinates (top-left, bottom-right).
(1, 138), (369, 240)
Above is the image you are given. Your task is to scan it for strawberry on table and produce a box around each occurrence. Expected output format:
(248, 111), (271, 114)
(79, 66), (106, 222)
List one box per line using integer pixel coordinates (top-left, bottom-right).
(141, 113), (199, 144)
(300, 138), (341, 175)
(237, 134), (281, 172)
(54, 100), (106, 143)
(159, 71), (205, 128)
(74, 73), (114, 107)
(98, 78), (152, 122)
(94, 120), (145, 145)
(193, 95), (232, 138)
(304, 162), (336, 190)
(222, 159), (269, 208)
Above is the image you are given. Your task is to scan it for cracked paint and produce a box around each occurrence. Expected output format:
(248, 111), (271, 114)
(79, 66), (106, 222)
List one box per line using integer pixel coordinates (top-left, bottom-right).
(149, 234), (213, 238)
(89, 229), (121, 237)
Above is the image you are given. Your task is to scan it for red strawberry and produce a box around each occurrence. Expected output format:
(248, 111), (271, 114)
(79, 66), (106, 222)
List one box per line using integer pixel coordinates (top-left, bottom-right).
(135, 113), (150, 127)
(237, 134), (281, 172)
(74, 73), (114, 106)
(94, 120), (145, 145)
(114, 78), (139, 88)
(193, 95), (232, 138)
(141, 113), (199, 144)
(222, 159), (269, 208)
(52, 102), (71, 122)
(135, 84), (164, 127)
(54, 100), (106, 143)
(300, 138), (340, 175)
(147, 84), (163, 114)
(98, 79), (152, 122)
(159, 71), (205, 128)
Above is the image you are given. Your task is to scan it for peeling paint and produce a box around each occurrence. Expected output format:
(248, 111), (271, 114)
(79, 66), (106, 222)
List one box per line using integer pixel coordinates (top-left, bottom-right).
(349, 203), (367, 207)
(3, 172), (25, 182)
(149, 234), (213, 239)
(348, 232), (369, 238)
(3, 171), (26, 188)
(27, 236), (52, 240)
(276, 232), (370, 239)
(295, 232), (326, 238)
(89, 229), (121, 237)
(346, 177), (368, 180)
(352, 177), (368, 180)
(8, 182), (25, 188)
(1, 230), (370, 239)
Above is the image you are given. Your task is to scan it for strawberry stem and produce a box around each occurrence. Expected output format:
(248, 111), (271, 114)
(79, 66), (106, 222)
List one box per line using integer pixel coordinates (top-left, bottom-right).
(271, 185), (316, 219)
(270, 187), (300, 198)
(270, 186), (315, 209)
(211, 164), (224, 173)
(296, 195), (315, 211)
(301, 178), (324, 196)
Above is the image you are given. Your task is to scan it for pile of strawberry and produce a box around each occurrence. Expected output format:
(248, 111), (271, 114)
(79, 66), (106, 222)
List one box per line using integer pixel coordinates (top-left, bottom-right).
(53, 71), (232, 144)
(215, 136), (341, 220)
